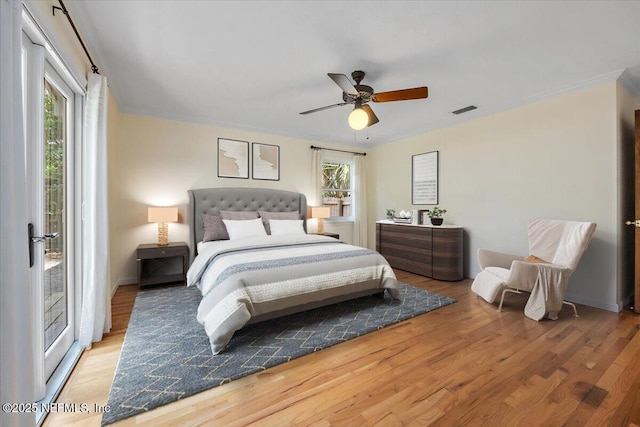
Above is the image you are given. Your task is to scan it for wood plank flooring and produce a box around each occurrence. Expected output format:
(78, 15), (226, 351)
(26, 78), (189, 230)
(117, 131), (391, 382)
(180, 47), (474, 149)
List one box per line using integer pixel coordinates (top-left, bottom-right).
(43, 271), (640, 426)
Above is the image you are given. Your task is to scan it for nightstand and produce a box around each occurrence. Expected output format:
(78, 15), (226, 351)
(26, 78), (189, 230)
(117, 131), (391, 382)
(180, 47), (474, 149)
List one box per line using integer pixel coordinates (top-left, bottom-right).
(312, 232), (340, 239)
(136, 242), (189, 287)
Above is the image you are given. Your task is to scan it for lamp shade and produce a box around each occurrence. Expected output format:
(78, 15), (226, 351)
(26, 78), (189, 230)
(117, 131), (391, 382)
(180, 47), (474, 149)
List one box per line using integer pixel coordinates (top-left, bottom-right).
(310, 206), (331, 219)
(148, 207), (178, 223)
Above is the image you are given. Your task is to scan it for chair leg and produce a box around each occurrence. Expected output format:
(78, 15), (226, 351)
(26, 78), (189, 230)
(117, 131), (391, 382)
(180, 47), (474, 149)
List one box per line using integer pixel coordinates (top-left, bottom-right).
(497, 289), (578, 318)
(562, 300), (579, 317)
(498, 288), (522, 312)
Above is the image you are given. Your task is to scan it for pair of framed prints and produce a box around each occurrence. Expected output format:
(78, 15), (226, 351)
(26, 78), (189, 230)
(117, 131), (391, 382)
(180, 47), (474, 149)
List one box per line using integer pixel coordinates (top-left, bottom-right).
(217, 138), (279, 181)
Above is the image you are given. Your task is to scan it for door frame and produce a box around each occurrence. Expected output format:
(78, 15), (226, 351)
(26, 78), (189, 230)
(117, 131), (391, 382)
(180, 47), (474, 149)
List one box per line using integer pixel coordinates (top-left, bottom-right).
(22, 17), (85, 398)
(23, 30), (46, 397)
(634, 110), (640, 313)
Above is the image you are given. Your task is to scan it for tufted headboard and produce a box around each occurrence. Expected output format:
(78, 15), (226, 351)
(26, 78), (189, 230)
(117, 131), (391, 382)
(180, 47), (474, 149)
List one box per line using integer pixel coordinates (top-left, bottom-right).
(187, 187), (307, 262)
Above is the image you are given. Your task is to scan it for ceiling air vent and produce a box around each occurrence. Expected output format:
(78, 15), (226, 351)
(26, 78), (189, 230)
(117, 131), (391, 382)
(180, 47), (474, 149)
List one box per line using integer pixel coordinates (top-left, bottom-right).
(451, 105), (477, 115)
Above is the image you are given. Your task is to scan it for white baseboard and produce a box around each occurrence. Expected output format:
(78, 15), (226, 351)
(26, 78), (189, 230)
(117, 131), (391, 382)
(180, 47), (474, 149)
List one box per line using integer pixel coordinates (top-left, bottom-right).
(111, 276), (137, 297)
(117, 276), (137, 286)
(564, 293), (622, 313)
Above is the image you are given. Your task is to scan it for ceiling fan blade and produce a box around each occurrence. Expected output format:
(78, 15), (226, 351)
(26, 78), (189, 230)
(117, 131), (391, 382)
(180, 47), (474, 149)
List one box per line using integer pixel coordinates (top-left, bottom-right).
(373, 86), (428, 103)
(299, 102), (348, 115)
(362, 104), (379, 127)
(328, 73), (359, 96)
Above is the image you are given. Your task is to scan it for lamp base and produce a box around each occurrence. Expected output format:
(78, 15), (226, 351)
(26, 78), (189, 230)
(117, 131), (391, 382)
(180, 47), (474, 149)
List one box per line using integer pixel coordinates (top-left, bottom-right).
(157, 222), (169, 246)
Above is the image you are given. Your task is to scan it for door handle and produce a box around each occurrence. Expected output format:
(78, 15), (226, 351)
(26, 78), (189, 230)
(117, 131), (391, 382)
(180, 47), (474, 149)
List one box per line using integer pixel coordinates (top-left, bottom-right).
(31, 232), (59, 242)
(625, 220), (640, 228)
(28, 223), (59, 268)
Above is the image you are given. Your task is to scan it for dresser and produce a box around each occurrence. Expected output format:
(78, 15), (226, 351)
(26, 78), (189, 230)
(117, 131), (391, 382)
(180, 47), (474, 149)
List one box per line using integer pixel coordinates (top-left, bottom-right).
(376, 220), (464, 281)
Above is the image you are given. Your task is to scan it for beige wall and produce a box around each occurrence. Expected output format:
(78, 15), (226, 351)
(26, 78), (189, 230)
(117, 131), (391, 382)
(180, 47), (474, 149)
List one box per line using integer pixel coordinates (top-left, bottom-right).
(369, 82), (624, 311)
(107, 110), (357, 287)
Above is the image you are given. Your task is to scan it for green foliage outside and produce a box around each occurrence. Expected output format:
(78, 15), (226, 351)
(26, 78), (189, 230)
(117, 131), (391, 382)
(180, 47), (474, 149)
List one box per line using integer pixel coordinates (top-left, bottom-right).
(44, 85), (65, 253)
(322, 162), (350, 198)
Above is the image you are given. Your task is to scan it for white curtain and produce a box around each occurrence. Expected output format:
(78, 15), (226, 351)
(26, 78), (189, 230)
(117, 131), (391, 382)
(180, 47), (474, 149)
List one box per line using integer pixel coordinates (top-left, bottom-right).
(0, 1), (37, 425)
(79, 73), (111, 347)
(310, 148), (323, 206)
(352, 154), (368, 247)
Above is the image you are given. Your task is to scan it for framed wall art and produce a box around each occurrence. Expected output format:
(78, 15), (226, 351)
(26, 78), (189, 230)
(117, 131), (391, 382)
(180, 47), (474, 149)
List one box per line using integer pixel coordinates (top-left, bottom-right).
(412, 150), (438, 204)
(252, 142), (280, 181)
(217, 138), (249, 179)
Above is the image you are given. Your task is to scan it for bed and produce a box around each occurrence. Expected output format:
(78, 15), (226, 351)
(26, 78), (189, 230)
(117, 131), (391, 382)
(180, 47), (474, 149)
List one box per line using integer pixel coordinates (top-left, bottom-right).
(186, 187), (399, 354)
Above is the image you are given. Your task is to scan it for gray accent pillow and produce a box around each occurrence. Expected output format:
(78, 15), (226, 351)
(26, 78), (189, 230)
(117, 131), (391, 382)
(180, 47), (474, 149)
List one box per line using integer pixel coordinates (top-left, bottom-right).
(220, 210), (260, 220)
(201, 214), (229, 242)
(258, 210), (300, 235)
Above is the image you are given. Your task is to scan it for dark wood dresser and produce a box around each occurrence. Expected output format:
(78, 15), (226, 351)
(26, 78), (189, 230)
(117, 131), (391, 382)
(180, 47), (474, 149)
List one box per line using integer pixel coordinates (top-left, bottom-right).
(376, 220), (464, 281)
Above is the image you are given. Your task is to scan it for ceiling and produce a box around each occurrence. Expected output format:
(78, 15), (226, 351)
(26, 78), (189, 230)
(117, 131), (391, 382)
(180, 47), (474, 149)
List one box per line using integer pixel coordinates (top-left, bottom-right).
(66, 1), (640, 147)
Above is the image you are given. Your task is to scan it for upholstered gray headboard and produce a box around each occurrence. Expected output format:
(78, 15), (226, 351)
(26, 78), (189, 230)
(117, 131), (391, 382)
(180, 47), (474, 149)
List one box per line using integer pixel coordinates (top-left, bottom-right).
(187, 187), (307, 262)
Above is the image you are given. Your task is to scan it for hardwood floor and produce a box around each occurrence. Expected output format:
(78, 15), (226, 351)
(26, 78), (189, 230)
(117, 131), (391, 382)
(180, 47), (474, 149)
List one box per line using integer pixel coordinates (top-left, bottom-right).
(43, 271), (640, 426)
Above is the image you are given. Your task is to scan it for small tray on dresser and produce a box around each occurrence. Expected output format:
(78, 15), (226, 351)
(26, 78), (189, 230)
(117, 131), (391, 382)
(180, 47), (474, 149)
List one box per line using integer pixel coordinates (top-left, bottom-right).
(392, 218), (412, 224)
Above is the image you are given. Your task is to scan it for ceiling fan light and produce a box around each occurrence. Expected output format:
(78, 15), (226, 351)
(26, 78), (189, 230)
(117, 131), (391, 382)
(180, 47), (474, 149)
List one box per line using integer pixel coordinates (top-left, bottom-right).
(348, 107), (368, 130)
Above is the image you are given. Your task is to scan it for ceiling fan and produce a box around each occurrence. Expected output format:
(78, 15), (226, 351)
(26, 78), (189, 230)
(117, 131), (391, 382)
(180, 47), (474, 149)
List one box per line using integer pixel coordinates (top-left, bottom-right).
(300, 70), (428, 130)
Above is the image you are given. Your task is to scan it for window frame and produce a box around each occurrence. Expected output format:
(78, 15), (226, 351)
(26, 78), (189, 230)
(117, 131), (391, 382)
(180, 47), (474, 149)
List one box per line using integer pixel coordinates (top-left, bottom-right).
(321, 153), (355, 222)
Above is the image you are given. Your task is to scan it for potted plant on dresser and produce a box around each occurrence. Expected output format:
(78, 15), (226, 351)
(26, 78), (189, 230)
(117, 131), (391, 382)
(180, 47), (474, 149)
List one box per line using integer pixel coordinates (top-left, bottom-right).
(427, 206), (447, 226)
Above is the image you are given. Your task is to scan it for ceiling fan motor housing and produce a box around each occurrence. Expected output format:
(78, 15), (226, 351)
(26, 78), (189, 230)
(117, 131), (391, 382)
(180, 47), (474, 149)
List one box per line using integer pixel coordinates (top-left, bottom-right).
(342, 84), (374, 103)
(338, 70), (372, 103)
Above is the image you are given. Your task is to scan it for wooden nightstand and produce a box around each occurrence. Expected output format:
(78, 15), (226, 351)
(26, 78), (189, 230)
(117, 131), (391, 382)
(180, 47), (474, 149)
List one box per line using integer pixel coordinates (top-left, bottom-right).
(136, 242), (189, 287)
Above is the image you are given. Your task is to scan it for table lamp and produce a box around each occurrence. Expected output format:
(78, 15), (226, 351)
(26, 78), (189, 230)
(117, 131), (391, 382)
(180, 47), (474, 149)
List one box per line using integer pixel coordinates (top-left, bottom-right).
(310, 206), (331, 235)
(148, 206), (178, 246)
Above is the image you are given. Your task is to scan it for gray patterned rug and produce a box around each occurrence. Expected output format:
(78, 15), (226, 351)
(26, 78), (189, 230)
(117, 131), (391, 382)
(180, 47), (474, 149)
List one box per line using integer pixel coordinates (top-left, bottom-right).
(102, 283), (455, 425)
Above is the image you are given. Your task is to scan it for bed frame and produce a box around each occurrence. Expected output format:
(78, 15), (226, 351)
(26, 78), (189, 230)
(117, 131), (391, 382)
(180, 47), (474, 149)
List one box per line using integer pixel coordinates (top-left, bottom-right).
(187, 186), (383, 324)
(187, 187), (307, 263)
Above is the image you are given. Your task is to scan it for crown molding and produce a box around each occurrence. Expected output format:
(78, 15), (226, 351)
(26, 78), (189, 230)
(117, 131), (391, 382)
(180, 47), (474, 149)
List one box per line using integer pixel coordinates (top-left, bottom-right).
(617, 69), (640, 100)
(522, 69), (626, 105)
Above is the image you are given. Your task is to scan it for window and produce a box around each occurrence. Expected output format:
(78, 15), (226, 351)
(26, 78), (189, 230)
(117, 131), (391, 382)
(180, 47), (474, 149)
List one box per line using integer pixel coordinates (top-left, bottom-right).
(321, 158), (354, 220)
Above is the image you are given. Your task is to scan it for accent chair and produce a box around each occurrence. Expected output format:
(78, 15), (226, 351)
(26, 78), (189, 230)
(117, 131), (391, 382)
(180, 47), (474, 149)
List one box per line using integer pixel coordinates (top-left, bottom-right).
(471, 219), (597, 320)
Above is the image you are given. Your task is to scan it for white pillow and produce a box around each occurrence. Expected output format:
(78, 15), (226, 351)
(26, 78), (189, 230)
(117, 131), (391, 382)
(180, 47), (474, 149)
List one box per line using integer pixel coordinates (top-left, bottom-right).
(222, 218), (267, 239)
(269, 219), (306, 236)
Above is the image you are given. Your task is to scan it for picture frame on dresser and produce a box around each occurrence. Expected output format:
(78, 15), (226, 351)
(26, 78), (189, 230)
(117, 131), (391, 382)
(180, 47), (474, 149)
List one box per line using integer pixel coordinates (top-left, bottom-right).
(412, 150), (438, 204)
(218, 138), (249, 179)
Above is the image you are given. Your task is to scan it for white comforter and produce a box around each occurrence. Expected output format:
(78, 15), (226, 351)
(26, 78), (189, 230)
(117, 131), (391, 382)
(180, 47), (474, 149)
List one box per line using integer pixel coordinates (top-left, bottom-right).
(187, 234), (398, 354)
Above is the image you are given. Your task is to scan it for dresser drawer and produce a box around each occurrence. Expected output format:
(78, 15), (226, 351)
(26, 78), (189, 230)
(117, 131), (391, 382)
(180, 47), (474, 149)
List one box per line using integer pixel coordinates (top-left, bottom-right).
(137, 242), (189, 259)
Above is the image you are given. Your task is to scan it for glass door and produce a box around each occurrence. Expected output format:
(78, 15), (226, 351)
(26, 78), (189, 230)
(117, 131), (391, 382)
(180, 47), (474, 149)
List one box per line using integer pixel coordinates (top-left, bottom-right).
(24, 29), (78, 386)
(42, 71), (75, 379)
(22, 9), (84, 407)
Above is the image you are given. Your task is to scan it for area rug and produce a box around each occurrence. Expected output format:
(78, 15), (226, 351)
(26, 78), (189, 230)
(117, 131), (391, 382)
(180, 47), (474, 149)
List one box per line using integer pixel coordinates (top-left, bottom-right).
(102, 283), (456, 425)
